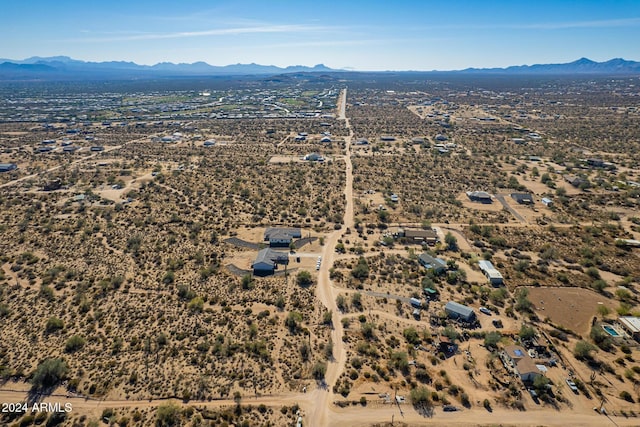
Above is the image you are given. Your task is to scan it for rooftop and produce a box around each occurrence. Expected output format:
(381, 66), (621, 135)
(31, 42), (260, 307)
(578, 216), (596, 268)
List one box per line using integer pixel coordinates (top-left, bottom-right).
(445, 301), (474, 317)
(619, 316), (640, 333)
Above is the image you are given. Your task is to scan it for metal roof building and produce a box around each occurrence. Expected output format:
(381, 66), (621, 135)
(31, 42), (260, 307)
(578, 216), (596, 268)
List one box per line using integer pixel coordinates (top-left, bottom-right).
(478, 260), (504, 286)
(619, 316), (640, 340)
(445, 301), (476, 322)
(0, 163), (18, 173)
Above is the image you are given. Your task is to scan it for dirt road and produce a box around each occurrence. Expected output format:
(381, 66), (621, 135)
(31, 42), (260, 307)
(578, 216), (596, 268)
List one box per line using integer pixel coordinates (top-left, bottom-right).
(0, 386), (630, 427)
(309, 88), (354, 427)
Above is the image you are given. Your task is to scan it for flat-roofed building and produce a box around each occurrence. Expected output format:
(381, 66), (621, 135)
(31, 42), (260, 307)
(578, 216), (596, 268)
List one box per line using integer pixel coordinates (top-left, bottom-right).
(478, 260), (504, 286)
(619, 316), (640, 340)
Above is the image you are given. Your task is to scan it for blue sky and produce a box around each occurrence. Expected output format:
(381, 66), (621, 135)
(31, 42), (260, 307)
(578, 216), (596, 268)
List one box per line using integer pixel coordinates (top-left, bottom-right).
(2, 0), (640, 70)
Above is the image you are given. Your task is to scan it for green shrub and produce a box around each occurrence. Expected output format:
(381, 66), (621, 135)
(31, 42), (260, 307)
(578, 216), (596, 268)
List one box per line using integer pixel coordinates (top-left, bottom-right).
(64, 335), (85, 353)
(31, 358), (68, 391)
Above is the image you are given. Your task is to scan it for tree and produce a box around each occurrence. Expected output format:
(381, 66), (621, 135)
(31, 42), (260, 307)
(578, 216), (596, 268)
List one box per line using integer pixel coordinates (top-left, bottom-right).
(442, 326), (459, 342)
(312, 361), (327, 379)
(555, 186), (567, 197)
(285, 311), (303, 333)
(351, 257), (369, 280)
(591, 279), (607, 293)
(574, 340), (597, 360)
(241, 274), (254, 290)
(351, 292), (363, 310)
(296, 270), (313, 287)
(445, 232), (458, 251)
(382, 235), (394, 247)
(31, 358), (68, 391)
(410, 386), (433, 416)
(515, 288), (533, 313)
(325, 337), (334, 360)
(484, 331), (501, 348)
(362, 322), (375, 340)
(403, 327), (420, 345)
(533, 375), (550, 394)
(299, 342), (310, 362)
(377, 209), (390, 223)
(518, 324), (536, 341)
(390, 351), (409, 373)
(156, 401), (181, 426)
(590, 326), (613, 351)
(322, 310), (333, 326)
(597, 305), (610, 317)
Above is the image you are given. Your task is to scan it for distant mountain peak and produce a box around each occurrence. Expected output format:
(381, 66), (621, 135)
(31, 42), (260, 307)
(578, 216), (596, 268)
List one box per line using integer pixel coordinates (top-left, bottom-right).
(459, 57), (640, 75)
(573, 57), (596, 64)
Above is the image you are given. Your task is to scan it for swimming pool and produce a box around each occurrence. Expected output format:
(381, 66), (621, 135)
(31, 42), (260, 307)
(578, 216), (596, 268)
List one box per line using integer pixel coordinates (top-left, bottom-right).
(602, 324), (621, 337)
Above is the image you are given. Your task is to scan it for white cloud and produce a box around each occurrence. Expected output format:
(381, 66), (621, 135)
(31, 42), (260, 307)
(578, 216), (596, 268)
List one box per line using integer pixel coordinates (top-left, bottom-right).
(63, 24), (339, 43)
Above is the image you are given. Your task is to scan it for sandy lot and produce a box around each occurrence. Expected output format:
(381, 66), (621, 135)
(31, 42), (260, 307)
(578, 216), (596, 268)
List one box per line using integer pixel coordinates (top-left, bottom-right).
(526, 286), (617, 335)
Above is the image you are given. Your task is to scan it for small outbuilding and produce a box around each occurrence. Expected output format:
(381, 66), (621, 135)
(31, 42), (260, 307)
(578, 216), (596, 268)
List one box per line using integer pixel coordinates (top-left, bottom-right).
(511, 193), (534, 205)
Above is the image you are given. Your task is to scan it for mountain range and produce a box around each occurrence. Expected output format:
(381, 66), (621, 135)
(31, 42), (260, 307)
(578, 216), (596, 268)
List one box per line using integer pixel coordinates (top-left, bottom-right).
(1, 56), (639, 80)
(0, 56), (336, 79)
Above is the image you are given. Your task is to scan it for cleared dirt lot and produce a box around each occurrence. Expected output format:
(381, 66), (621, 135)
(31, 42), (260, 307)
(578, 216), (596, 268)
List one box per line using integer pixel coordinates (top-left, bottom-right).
(526, 286), (618, 335)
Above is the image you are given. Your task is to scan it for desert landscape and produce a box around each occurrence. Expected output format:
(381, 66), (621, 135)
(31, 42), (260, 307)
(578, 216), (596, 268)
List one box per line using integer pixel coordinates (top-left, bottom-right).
(1, 72), (639, 427)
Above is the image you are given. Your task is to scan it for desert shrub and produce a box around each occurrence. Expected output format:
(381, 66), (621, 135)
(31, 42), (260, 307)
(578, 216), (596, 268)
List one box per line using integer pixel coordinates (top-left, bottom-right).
(619, 391), (635, 403)
(64, 335), (86, 353)
(590, 326), (613, 351)
(312, 361), (327, 380)
(45, 317), (64, 333)
(31, 358), (68, 391)
(484, 331), (501, 348)
(188, 296), (204, 312)
(0, 303), (10, 317)
(351, 257), (369, 280)
(574, 340), (597, 360)
(156, 401), (181, 426)
(410, 386), (433, 416)
(285, 311), (303, 333)
(403, 327), (420, 345)
(296, 270), (313, 287)
(240, 274), (254, 290)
